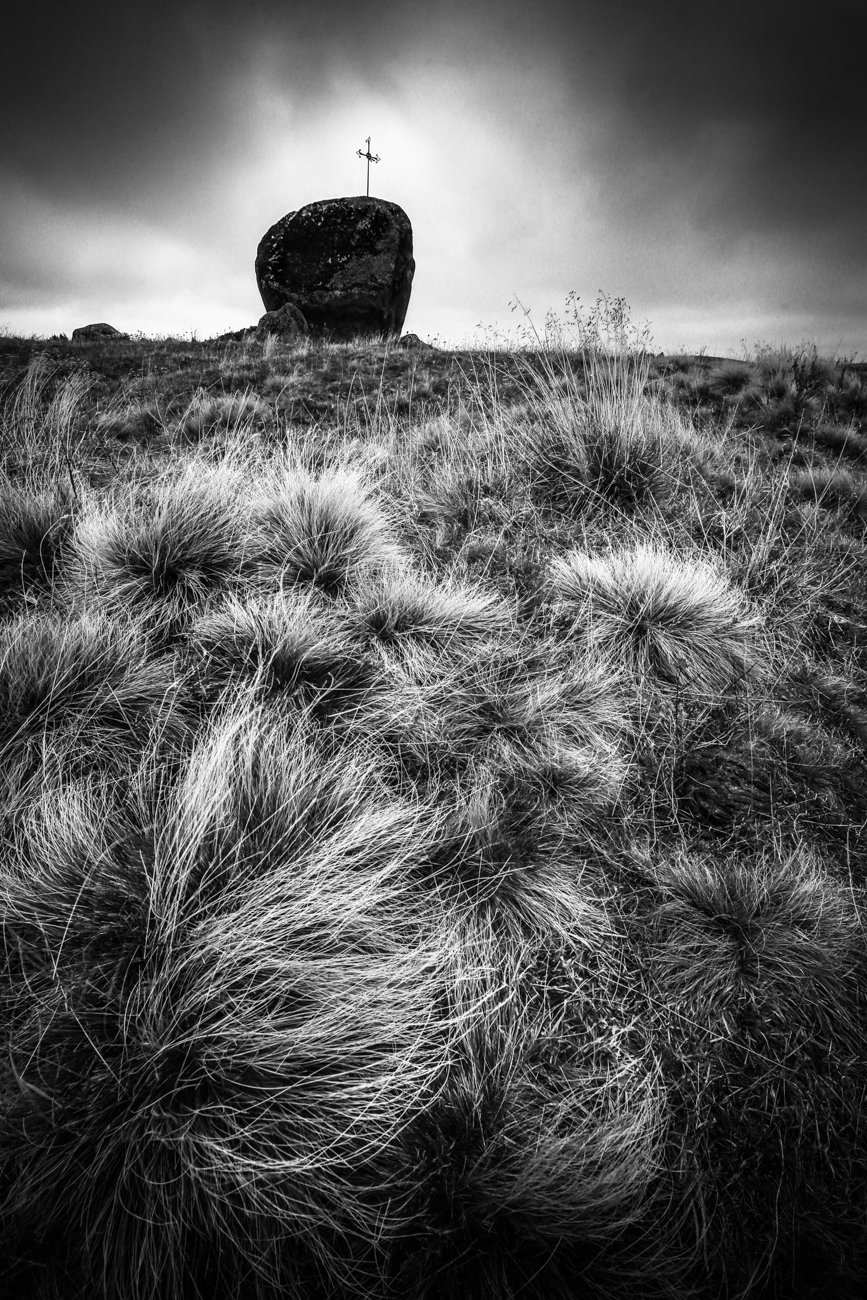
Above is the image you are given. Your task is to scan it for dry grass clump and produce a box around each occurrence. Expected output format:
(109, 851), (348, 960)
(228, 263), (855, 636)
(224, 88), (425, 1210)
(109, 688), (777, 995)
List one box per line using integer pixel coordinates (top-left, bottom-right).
(581, 406), (668, 511)
(175, 390), (268, 443)
(95, 398), (166, 441)
(0, 609), (187, 813)
(1, 356), (93, 477)
(0, 479), (74, 610)
(249, 462), (402, 595)
(412, 423), (523, 547)
(351, 568), (513, 651)
(786, 659), (867, 747)
(391, 915), (685, 1299)
(0, 701), (447, 1300)
(187, 590), (378, 722)
(825, 369), (867, 422)
(642, 843), (867, 1292)
(706, 358), (755, 399)
(363, 625), (632, 862)
(787, 464), (867, 520)
(811, 420), (867, 459)
(70, 463), (251, 639)
(504, 352), (675, 518)
(549, 541), (757, 695)
(671, 694), (867, 851)
(645, 844), (862, 1031)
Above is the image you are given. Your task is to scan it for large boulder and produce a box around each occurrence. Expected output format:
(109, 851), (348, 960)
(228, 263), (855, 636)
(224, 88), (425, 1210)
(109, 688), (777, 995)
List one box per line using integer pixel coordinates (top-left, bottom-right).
(255, 197), (414, 340)
(72, 322), (128, 341)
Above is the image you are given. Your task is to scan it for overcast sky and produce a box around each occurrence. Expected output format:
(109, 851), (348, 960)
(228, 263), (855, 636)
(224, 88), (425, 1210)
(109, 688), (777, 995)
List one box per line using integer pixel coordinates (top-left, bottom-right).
(1, 0), (864, 355)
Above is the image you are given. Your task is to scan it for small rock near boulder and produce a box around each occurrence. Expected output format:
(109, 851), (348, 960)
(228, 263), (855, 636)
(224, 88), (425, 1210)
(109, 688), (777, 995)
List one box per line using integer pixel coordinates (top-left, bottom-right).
(398, 333), (436, 351)
(255, 196), (414, 340)
(214, 327), (257, 344)
(71, 322), (128, 341)
(257, 302), (308, 340)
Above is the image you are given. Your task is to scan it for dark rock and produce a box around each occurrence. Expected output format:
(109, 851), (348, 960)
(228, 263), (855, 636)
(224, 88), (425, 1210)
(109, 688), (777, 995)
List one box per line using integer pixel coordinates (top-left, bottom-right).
(398, 333), (436, 351)
(257, 302), (308, 339)
(213, 327), (257, 344)
(255, 196), (414, 340)
(71, 322), (127, 341)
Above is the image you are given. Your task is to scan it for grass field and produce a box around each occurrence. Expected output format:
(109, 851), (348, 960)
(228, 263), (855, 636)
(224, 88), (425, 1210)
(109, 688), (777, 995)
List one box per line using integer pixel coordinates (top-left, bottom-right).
(1, 306), (866, 1299)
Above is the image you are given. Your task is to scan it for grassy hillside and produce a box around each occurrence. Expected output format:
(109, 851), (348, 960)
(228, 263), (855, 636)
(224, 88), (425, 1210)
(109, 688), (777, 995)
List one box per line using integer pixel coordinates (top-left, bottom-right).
(1, 311), (866, 1299)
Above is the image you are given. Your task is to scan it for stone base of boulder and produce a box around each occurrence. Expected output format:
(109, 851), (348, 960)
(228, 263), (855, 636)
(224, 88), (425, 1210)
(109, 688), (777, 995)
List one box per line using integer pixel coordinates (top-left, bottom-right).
(257, 303), (308, 340)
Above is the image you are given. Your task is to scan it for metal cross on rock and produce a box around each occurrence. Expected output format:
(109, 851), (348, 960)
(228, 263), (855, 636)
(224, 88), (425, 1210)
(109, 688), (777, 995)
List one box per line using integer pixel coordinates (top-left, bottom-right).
(356, 136), (380, 196)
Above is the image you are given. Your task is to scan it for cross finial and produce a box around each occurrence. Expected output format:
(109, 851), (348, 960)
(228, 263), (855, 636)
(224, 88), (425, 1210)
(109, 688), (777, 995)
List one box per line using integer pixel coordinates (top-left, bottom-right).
(356, 136), (380, 197)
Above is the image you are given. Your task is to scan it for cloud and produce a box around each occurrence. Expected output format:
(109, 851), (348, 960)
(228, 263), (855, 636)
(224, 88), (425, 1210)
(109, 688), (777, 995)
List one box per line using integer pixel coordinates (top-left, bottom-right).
(0, 171), (251, 336)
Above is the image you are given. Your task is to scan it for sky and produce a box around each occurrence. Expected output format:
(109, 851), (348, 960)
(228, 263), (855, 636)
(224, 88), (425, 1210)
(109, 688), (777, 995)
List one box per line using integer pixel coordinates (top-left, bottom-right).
(1, 0), (865, 356)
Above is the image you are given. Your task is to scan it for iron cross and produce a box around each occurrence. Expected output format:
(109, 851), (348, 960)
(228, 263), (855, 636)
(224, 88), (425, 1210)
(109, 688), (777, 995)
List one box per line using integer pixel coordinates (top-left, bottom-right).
(356, 137), (380, 197)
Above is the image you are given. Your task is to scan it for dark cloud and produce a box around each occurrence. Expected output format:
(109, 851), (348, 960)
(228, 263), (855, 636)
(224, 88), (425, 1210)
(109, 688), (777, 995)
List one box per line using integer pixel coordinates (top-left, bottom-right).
(5, 0), (862, 236)
(600, 0), (866, 253)
(0, 1), (377, 207)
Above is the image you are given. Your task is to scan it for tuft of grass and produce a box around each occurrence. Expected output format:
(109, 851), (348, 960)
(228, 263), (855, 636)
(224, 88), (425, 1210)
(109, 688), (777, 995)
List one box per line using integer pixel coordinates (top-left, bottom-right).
(645, 843), (862, 1029)
(0, 701), (447, 1300)
(188, 589), (378, 721)
(0, 609), (187, 816)
(788, 464), (867, 521)
(706, 358), (755, 399)
(393, 913), (682, 1299)
(1, 355), (93, 482)
(642, 843), (867, 1293)
(249, 462), (403, 596)
(825, 369), (867, 423)
(0, 479), (75, 610)
(549, 541), (757, 695)
(71, 462), (251, 639)
(351, 567), (513, 650)
(786, 658), (867, 748)
(95, 397), (166, 442)
(583, 406), (667, 511)
(174, 389), (268, 443)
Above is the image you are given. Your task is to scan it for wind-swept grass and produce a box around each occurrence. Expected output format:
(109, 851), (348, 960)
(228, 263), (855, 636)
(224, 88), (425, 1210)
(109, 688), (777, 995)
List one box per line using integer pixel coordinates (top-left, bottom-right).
(0, 608), (188, 819)
(187, 589), (379, 722)
(1, 314), (866, 1298)
(0, 700), (447, 1299)
(249, 461), (402, 595)
(0, 480), (75, 611)
(70, 462), (252, 640)
(640, 842), (867, 1295)
(549, 540), (758, 695)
